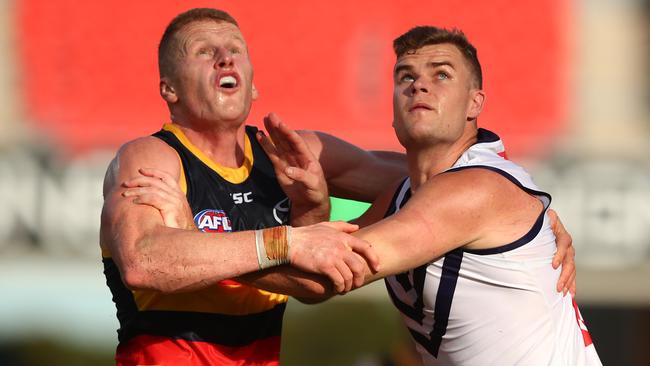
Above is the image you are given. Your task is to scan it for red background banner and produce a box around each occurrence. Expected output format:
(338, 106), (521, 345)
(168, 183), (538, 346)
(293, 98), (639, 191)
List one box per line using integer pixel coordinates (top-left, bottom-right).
(16, 0), (569, 156)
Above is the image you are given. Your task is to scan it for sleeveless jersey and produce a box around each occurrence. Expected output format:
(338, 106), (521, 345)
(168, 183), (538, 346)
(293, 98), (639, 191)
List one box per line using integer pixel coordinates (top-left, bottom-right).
(102, 123), (290, 366)
(384, 129), (602, 365)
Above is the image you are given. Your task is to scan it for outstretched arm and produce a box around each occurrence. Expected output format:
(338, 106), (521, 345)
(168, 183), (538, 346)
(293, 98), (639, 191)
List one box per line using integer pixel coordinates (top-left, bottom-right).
(102, 138), (378, 294)
(262, 113), (407, 203)
(263, 116), (577, 294)
(121, 167), (373, 297)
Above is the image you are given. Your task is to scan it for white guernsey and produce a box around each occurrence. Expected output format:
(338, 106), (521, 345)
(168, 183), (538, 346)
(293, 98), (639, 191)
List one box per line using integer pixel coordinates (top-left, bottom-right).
(384, 130), (601, 365)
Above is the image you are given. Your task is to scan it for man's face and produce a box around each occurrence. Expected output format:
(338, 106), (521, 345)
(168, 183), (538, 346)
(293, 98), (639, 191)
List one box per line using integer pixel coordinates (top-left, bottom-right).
(164, 20), (257, 127)
(392, 43), (480, 148)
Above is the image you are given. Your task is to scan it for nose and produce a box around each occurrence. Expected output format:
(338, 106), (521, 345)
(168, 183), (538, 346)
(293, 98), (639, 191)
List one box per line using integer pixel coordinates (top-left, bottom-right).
(410, 77), (429, 95)
(215, 48), (234, 69)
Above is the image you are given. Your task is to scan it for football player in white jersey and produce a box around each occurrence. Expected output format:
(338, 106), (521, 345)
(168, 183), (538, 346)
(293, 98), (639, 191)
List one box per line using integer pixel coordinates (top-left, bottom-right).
(257, 26), (599, 365)
(123, 24), (590, 365)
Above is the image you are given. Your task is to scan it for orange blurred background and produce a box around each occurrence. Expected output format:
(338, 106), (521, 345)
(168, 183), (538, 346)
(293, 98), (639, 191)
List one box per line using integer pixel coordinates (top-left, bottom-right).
(16, 0), (568, 156)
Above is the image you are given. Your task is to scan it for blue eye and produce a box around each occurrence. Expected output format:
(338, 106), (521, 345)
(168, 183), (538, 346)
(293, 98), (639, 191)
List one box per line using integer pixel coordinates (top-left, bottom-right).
(437, 72), (449, 80)
(401, 74), (415, 82)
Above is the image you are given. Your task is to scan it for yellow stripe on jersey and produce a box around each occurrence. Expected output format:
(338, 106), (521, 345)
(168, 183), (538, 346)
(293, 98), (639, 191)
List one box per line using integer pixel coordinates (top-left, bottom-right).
(100, 245), (111, 258)
(100, 252), (287, 314)
(162, 123), (253, 184)
(133, 283), (288, 315)
(175, 149), (188, 194)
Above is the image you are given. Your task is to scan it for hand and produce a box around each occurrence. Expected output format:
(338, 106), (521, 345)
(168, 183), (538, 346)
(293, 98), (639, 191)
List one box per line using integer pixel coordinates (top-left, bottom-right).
(258, 113), (330, 225)
(122, 168), (195, 230)
(548, 209), (576, 296)
(290, 221), (380, 294)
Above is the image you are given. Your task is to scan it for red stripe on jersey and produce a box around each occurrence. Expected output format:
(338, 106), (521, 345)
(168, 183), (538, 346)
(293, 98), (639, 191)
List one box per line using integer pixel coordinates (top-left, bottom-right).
(572, 297), (593, 347)
(115, 334), (281, 366)
(218, 279), (242, 286)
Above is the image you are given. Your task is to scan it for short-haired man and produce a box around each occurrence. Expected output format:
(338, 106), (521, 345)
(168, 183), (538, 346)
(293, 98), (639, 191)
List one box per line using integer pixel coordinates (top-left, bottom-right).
(101, 8), (393, 366)
(225, 26), (599, 364)
(108, 8), (578, 366)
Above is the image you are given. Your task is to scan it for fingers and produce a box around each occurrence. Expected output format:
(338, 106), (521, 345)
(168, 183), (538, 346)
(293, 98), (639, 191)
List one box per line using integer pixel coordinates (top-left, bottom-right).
(284, 166), (325, 193)
(273, 115), (317, 166)
(322, 264), (345, 293)
(550, 209), (577, 294)
(256, 131), (280, 163)
(344, 252), (367, 289)
(346, 237), (380, 273)
(319, 221), (360, 233)
(256, 132), (294, 186)
(264, 114), (297, 166)
(549, 209), (573, 269)
(326, 251), (364, 293)
(122, 186), (172, 207)
(264, 113), (315, 167)
(138, 167), (182, 190)
(334, 260), (354, 293)
(122, 175), (168, 191)
(556, 246), (576, 294)
(552, 242), (566, 269)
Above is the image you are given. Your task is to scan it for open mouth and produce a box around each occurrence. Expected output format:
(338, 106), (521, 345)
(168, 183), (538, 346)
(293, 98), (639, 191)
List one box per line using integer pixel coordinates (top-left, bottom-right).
(219, 75), (238, 89)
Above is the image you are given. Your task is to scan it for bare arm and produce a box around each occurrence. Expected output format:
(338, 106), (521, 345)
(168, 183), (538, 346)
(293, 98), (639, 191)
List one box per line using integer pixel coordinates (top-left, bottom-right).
(257, 118), (576, 296)
(298, 130), (407, 202)
(101, 137), (378, 294)
(354, 169), (545, 283)
(101, 137), (262, 292)
(261, 113), (406, 203)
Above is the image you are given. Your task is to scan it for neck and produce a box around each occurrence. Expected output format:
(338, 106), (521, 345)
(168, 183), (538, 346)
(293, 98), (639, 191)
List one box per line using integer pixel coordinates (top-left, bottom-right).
(407, 128), (478, 192)
(173, 121), (248, 168)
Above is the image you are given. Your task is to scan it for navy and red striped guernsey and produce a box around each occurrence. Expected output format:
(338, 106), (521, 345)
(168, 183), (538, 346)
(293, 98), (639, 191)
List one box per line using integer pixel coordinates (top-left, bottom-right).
(102, 123), (291, 366)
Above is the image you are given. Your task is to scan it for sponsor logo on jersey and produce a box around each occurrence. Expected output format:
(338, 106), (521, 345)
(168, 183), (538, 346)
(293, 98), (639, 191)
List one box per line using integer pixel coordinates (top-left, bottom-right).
(273, 197), (290, 224)
(231, 191), (253, 204)
(194, 209), (233, 232)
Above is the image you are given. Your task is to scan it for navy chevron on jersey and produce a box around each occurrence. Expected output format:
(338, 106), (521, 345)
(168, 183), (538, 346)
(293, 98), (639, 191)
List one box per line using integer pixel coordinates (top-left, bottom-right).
(102, 123), (291, 366)
(384, 129), (602, 365)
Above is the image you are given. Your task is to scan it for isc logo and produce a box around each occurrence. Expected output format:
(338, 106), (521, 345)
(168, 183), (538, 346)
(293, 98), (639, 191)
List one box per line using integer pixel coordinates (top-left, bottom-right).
(231, 192), (253, 204)
(194, 209), (233, 232)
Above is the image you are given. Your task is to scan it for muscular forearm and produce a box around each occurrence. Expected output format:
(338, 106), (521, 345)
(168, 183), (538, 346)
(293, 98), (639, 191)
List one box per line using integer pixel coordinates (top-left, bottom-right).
(107, 224), (260, 293)
(237, 266), (335, 301)
(328, 152), (406, 202)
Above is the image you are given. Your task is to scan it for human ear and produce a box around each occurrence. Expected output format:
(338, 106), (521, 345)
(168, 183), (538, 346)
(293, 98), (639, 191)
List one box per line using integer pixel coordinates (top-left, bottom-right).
(467, 89), (485, 120)
(160, 78), (178, 103)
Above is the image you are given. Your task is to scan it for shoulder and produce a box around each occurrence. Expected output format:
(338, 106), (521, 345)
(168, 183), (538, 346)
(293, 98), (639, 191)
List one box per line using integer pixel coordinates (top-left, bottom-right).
(428, 167), (515, 200)
(103, 136), (180, 195)
(117, 136), (177, 163)
(405, 167), (521, 221)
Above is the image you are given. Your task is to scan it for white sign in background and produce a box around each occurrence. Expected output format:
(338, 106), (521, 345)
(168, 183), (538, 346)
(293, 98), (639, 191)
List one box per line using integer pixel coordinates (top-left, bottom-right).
(0, 149), (648, 266)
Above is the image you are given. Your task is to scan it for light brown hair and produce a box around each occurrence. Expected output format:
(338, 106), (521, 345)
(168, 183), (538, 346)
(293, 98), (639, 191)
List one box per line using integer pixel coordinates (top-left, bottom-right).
(394, 26), (482, 88)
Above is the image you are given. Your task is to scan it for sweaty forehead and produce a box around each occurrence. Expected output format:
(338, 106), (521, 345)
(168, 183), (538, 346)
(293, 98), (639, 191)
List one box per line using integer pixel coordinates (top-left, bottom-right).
(176, 20), (245, 46)
(395, 43), (464, 67)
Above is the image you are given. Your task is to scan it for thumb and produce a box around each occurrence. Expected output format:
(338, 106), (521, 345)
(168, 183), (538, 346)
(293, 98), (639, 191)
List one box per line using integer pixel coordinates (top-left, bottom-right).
(320, 221), (359, 233)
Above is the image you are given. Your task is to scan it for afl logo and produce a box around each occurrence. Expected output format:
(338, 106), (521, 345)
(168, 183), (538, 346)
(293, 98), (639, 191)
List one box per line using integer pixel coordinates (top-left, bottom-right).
(194, 209), (233, 232)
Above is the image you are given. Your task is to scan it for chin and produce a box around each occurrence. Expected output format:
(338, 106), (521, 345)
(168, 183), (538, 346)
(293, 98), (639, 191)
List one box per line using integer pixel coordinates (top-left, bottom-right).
(217, 105), (250, 124)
